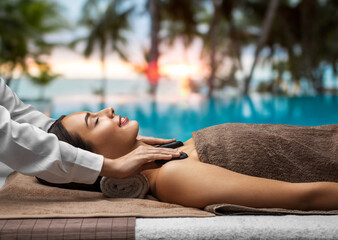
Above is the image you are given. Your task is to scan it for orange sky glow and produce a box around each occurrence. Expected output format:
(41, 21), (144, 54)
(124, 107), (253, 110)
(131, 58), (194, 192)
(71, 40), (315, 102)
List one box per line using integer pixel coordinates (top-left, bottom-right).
(42, 45), (208, 82)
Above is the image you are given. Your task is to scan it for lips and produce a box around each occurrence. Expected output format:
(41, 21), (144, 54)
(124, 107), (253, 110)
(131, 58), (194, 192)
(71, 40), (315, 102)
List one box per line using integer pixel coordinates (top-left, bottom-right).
(119, 116), (129, 127)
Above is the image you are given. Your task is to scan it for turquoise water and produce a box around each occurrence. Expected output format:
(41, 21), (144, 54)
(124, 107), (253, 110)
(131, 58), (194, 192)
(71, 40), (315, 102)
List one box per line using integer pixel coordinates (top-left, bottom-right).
(13, 78), (150, 99)
(50, 95), (338, 142)
(14, 78), (338, 141)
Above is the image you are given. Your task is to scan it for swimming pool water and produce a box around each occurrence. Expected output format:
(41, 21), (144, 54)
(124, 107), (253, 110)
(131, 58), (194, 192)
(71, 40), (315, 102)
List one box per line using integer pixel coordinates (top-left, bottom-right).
(50, 94), (338, 142)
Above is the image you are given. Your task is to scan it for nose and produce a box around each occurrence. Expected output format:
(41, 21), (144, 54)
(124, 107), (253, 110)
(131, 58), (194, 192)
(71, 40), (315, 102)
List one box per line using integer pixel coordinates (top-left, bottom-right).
(97, 107), (115, 118)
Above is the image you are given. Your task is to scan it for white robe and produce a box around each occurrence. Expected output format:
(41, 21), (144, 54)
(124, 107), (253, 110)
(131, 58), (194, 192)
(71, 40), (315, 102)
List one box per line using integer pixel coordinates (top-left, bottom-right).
(0, 78), (103, 189)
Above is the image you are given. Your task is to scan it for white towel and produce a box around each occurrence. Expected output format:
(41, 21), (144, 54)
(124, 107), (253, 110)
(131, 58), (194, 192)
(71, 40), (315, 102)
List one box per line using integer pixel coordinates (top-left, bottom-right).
(100, 174), (149, 198)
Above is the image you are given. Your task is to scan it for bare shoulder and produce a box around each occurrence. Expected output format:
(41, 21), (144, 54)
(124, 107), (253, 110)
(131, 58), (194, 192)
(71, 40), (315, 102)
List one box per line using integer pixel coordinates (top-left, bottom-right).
(142, 139), (200, 197)
(181, 138), (200, 162)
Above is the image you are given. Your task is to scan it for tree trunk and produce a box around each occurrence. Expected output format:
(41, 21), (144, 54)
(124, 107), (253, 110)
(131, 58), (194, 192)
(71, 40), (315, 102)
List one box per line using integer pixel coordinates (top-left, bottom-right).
(6, 76), (13, 87)
(207, 0), (221, 98)
(229, 23), (242, 70)
(148, 0), (160, 96)
(300, 0), (320, 93)
(4, 63), (16, 87)
(100, 51), (107, 109)
(243, 0), (280, 95)
(280, 16), (299, 81)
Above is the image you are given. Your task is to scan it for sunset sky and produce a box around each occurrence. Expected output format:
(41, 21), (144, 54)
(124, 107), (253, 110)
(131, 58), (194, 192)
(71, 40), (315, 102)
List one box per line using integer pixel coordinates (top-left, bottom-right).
(43, 0), (270, 84)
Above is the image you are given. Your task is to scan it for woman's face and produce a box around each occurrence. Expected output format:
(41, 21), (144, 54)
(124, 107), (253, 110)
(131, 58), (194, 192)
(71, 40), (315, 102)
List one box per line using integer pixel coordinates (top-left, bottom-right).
(62, 107), (139, 159)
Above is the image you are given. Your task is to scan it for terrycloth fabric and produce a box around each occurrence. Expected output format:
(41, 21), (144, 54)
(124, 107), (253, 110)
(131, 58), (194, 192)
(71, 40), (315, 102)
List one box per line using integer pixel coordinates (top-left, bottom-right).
(193, 123), (338, 215)
(0, 172), (213, 219)
(193, 123), (338, 183)
(136, 216), (338, 239)
(100, 174), (149, 199)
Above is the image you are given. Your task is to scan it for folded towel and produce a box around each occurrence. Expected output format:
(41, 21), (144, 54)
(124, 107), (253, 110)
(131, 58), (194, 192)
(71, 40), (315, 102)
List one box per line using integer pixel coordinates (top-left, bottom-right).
(100, 174), (149, 198)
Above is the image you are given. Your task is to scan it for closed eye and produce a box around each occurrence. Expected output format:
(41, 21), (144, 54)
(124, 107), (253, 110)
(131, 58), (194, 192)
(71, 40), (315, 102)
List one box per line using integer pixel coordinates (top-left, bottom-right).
(95, 118), (99, 126)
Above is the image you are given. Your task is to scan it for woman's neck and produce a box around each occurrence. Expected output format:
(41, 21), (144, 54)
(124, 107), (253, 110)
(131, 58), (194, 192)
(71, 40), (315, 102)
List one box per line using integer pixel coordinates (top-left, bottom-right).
(119, 139), (150, 158)
(101, 140), (152, 160)
(132, 139), (151, 149)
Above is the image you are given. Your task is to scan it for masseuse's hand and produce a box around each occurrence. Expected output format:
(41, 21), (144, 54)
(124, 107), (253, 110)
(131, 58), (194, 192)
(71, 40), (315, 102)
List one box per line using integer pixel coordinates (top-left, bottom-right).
(137, 135), (176, 146)
(100, 145), (182, 178)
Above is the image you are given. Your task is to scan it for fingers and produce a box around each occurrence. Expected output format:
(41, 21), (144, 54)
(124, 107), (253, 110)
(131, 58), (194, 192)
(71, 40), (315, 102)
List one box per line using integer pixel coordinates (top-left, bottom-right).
(147, 153), (174, 160)
(104, 145), (182, 178)
(135, 145), (181, 155)
(145, 149), (181, 159)
(136, 135), (144, 141)
(146, 146), (181, 154)
(137, 135), (176, 145)
(151, 138), (176, 145)
(133, 147), (180, 164)
(125, 146), (182, 170)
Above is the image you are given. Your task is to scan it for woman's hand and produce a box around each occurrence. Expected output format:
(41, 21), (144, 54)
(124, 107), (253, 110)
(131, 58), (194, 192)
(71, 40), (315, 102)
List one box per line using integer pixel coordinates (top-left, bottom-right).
(100, 145), (182, 178)
(137, 135), (176, 146)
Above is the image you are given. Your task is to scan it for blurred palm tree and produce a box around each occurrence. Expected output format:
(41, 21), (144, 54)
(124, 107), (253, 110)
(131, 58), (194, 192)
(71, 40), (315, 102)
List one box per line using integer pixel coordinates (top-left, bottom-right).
(0, 0), (65, 87)
(28, 61), (61, 100)
(200, 0), (253, 97)
(245, 0), (337, 94)
(147, 0), (337, 96)
(146, 0), (204, 95)
(133, 0), (204, 96)
(160, 0), (203, 50)
(206, 0), (222, 97)
(147, 0), (160, 95)
(144, 0), (252, 97)
(297, 0), (337, 93)
(71, 0), (133, 103)
(243, 0), (280, 95)
(160, 0), (336, 96)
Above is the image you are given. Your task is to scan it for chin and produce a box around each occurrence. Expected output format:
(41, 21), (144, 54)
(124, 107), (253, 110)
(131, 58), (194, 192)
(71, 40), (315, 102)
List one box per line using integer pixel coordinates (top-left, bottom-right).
(127, 120), (139, 139)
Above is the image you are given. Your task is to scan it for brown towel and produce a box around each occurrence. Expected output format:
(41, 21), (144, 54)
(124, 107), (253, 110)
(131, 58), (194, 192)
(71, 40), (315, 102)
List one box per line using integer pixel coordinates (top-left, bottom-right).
(193, 123), (338, 183)
(193, 123), (338, 215)
(205, 203), (338, 215)
(0, 172), (213, 219)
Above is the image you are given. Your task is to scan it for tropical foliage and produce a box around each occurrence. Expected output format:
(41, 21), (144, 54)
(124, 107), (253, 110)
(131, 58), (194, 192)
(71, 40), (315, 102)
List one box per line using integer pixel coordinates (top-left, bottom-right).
(0, 0), (65, 87)
(1, 0), (337, 97)
(201, 0), (337, 96)
(28, 61), (61, 100)
(70, 0), (134, 101)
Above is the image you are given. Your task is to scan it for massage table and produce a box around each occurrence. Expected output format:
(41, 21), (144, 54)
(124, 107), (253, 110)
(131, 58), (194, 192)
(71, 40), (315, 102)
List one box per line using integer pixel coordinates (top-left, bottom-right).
(2, 216), (338, 239)
(1, 173), (338, 239)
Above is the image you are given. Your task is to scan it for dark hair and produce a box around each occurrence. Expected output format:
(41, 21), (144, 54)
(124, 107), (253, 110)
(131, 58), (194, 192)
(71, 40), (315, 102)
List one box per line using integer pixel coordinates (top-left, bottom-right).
(36, 115), (102, 192)
(48, 115), (94, 152)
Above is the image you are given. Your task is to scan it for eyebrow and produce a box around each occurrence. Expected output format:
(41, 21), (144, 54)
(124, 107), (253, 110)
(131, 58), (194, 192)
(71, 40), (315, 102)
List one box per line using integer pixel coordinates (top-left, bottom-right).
(85, 112), (90, 127)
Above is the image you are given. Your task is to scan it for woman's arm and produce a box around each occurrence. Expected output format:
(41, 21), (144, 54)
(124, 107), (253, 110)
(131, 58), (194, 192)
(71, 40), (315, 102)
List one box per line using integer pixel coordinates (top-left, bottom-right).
(154, 160), (338, 210)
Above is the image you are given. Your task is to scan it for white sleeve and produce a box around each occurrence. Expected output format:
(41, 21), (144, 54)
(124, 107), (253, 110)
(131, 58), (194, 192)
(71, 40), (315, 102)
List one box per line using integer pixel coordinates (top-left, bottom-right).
(0, 79), (104, 184)
(0, 78), (54, 130)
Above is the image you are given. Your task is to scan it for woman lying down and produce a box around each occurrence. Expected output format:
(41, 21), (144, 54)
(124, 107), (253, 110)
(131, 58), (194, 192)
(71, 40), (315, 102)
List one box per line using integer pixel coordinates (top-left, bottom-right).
(37, 107), (338, 211)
